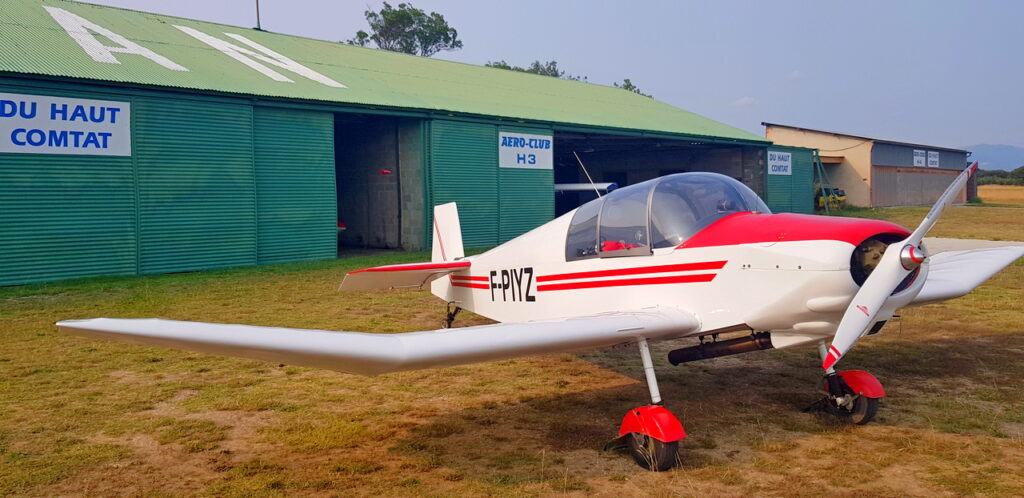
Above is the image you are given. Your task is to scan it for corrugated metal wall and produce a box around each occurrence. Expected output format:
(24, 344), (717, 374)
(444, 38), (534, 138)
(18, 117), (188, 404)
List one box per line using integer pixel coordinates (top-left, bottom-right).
(428, 120), (499, 248)
(0, 154), (137, 285)
(427, 120), (555, 248)
(764, 147), (814, 214)
(135, 97), (256, 274)
(872, 167), (962, 207)
(0, 78), (337, 286)
(871, 142), (966, 170)
(254, 107), (336, 263)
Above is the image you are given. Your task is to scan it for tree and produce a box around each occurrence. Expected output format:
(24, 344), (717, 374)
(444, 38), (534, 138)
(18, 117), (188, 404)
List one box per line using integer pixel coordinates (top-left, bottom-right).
(614, 78), (652, 98)
(348, 3), (462, 57)
(485, 59), (583, 80)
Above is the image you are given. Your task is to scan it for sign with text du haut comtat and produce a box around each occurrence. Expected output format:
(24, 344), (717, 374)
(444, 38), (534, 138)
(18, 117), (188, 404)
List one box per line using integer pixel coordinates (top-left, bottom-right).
(0, 93), (131, 156)
(499, 132), (553, 169)
(767, 150), (792, 175)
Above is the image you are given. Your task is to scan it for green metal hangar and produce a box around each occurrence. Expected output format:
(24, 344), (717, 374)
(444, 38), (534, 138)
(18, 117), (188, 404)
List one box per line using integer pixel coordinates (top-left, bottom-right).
(1, 0), (795, 286)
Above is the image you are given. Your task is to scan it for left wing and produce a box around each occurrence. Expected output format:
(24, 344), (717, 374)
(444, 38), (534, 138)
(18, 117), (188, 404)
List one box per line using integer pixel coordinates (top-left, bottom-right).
(912, 246), (1024, 306)
(57, 307), (699, 376)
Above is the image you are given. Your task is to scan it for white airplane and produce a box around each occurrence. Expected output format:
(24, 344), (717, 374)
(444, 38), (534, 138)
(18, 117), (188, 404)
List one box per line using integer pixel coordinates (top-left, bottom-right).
(58, 162), (1024, 471)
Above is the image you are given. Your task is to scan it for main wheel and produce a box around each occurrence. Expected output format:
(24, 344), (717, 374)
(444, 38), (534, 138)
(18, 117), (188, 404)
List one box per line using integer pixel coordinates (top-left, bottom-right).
(627, 433), (678, 471)
(848, 396), (879, 425)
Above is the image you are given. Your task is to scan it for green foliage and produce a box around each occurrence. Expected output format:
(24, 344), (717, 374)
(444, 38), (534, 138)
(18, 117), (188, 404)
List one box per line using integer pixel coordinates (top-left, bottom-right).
(613, 78), (652, 97)
(484, 60), (584, 81)
(348, 2), (462, 57)
(976, 166), (1024, 185)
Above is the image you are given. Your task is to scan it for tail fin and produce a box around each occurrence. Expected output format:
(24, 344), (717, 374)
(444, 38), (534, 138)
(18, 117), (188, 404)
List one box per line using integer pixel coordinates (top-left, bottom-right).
(431, 203), (465, 263)
(431, 203), (465, 302)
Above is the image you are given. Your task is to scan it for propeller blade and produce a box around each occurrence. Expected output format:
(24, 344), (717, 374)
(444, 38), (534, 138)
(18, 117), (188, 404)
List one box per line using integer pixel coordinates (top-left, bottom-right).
(822, 161), (978, 371)
(822, 242), (910, 370)
(906, 161), (978, 246)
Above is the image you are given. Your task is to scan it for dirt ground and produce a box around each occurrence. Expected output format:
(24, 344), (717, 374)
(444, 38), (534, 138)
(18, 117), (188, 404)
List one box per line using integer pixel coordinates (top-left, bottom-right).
(2, 201), (1024, 497)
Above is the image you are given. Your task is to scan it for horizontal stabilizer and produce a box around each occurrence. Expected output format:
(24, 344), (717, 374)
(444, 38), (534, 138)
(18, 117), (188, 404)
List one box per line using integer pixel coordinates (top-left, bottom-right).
(57, 307), (699, 376)
(912, 246), (1024, 305)
(340, 261), (470, 291)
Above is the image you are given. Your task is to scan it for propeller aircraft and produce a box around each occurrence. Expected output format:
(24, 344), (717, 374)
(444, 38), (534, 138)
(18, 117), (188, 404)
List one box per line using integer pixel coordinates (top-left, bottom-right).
(58, 162), (1024, 470)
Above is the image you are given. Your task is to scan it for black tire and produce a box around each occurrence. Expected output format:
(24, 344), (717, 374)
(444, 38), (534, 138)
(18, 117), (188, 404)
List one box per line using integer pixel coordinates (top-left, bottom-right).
(628, 433), (678, 471)
(849, 396), (879, 425)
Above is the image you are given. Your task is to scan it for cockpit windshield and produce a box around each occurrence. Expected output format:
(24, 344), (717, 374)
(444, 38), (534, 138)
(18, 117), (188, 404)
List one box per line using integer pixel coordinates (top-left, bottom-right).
(565, 172), (770, 261)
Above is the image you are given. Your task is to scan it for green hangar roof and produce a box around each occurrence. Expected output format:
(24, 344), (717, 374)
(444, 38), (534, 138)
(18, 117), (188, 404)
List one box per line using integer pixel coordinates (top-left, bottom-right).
(0, 0), (765, 143)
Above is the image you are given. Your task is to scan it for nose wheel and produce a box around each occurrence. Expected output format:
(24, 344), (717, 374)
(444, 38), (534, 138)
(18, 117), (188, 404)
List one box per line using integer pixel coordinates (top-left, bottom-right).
(806, 343), (885, 425)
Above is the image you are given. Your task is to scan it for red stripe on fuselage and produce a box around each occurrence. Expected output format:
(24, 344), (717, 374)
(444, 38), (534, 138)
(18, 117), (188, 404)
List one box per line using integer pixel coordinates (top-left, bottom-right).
(537, 273), (716, 292)
(677, 212), (910, 249)
(452, 282), (489, 289)
(537, 261), (727, 282)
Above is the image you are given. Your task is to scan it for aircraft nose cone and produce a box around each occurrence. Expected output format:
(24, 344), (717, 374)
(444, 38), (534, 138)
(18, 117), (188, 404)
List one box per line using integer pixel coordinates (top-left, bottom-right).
(899, 244), (926, 271)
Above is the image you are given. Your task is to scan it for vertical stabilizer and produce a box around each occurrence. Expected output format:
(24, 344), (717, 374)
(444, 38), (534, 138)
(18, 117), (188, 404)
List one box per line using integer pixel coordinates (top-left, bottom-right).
(430, 203), (465, 301)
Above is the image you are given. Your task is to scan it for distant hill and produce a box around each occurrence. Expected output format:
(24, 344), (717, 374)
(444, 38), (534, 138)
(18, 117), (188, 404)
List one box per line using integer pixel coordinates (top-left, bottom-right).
(964, 144), (1024, 171)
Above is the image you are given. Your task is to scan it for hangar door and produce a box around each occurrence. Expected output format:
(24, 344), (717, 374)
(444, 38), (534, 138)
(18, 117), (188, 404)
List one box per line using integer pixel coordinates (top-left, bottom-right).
(764, 146), (814, 214)
(427, 120), (553, 248)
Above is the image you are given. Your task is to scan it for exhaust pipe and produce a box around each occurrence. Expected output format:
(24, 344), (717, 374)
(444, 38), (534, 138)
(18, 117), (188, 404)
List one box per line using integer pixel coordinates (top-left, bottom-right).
(667, 332), (774, 365)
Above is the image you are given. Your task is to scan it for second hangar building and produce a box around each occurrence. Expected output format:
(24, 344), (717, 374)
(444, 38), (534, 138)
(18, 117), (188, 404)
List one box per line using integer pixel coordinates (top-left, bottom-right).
(0, 0), (815, 285)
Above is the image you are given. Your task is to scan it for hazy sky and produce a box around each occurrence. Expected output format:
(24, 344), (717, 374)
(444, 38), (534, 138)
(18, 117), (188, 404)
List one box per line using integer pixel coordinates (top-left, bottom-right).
(79, 0), (1023, 147)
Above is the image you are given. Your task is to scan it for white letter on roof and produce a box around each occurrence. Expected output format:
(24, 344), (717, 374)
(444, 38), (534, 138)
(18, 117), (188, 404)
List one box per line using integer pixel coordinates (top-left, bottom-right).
(173, 26), (346, 88)
(43, 6), (189, 71)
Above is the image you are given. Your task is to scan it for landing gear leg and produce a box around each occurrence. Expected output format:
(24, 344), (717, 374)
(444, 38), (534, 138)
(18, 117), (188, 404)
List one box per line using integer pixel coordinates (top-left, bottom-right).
(442, 302), (461, 329)
(605, 338), (685, 471)
(805, 342), (883, 425)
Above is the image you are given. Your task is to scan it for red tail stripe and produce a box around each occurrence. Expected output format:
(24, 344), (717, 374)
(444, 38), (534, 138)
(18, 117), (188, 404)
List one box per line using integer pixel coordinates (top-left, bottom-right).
(451, 275), (488, 282)
(452, 282), (489, 290)
(537, 261), (727, 283)
(537, 273), (716, 292)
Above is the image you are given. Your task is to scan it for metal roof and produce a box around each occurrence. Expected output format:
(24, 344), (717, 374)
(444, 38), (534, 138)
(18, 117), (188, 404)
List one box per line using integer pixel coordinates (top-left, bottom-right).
(762, 122), (968, 154)
(0, 0), (766, 143)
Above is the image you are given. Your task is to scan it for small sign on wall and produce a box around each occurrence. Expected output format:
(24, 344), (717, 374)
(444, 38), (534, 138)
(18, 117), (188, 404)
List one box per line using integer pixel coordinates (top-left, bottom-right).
(499, 132), (553, 169)
(767, 150), (792, 175)
(0, 93), (131, 156)
(927, 151), (939, 168)
(913, 149), (926, 167)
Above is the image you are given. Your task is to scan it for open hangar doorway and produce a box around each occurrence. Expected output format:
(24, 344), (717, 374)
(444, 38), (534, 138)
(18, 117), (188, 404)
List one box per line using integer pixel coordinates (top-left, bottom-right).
(335, 114), (425, 251)
(552, 132), (765, 216)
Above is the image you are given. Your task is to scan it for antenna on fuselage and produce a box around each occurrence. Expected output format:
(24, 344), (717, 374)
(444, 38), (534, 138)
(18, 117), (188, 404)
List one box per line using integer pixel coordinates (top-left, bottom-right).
(573, 151), (602, 198)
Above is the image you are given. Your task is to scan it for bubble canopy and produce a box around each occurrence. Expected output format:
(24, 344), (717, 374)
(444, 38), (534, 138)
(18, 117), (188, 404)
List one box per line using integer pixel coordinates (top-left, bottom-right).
(565, 172), (771, 261)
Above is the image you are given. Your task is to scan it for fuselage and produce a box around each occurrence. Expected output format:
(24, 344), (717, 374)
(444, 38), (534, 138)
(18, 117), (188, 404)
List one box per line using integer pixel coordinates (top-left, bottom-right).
(435, 210), (923, 349)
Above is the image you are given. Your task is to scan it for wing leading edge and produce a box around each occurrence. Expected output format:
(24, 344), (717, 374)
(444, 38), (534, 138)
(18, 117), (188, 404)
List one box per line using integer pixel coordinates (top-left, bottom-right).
(912, 246), (1024, 306)
(57, 307), (699, 376)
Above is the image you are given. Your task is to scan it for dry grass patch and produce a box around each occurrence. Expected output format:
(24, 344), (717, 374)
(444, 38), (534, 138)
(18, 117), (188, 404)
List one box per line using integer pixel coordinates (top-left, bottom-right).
(979, 184), (1024, 207)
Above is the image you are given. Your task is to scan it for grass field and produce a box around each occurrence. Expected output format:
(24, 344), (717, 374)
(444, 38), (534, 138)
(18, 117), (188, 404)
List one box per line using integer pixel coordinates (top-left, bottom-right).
(2, 199), (1024, 496)
(978, 185), (1024, 207)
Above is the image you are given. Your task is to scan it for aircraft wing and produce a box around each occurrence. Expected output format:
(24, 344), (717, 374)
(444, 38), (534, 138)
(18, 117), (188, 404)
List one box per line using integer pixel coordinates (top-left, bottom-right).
(911, 246), (1024, 306)
(339, 260), (471, 291)
(56, 307), (699, 376)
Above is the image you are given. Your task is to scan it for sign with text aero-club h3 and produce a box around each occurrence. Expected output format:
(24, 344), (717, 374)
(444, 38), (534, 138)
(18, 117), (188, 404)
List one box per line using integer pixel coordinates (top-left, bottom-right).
(0, 93), (131, 156)
(499, 132), (553, 169)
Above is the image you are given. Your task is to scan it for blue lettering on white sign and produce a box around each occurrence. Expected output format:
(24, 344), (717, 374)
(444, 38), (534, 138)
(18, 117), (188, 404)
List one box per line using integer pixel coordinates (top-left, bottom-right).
(0, 93), (130, 155)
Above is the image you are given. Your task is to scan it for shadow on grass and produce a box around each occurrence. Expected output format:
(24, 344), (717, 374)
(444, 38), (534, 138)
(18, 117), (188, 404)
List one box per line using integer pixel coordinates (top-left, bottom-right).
(387, 330), (1024, 484)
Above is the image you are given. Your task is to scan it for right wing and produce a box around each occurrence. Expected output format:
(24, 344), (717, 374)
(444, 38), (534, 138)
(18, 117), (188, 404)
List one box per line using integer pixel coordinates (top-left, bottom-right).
(57, 307), (699, 376)
(912, 246), (1024, 306)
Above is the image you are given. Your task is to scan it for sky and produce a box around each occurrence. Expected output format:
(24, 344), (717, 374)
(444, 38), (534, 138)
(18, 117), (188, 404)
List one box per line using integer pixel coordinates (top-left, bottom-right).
(79, 0), (1024, 148)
